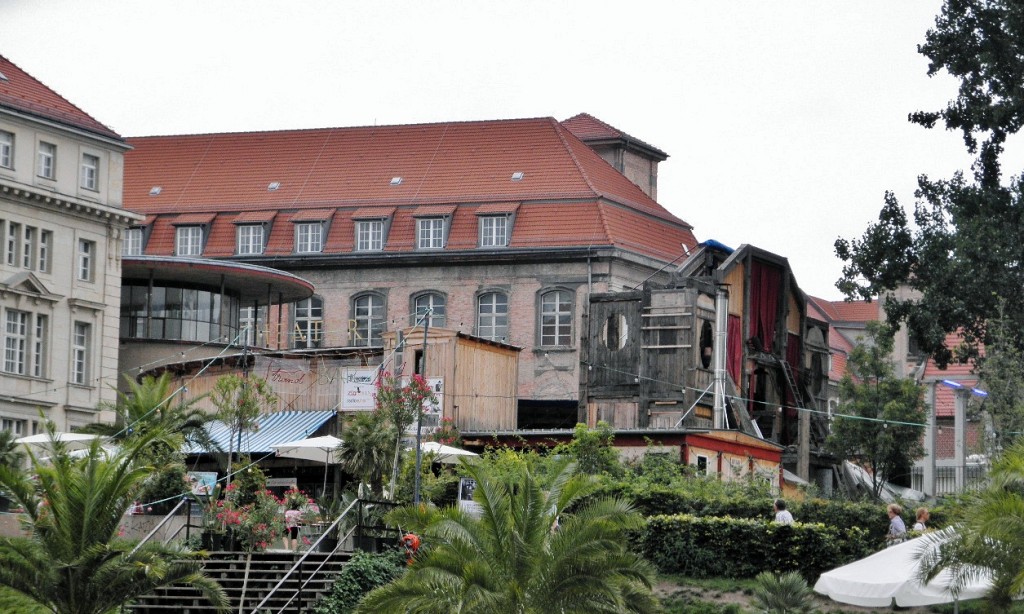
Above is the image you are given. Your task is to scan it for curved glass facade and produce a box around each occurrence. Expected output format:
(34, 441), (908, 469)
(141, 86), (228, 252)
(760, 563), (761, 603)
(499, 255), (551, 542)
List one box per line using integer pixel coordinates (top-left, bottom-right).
(120, 284), (240, 344)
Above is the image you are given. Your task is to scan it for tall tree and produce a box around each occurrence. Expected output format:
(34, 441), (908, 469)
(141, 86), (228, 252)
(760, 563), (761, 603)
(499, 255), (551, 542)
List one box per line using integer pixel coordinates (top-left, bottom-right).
(0, 422), (227, 614)
(826, 322), (927, 497)
(835, 0), (1024, 368)
(373, 372), (434, 500)
(210, 373), (276, 485)
(357, 458), (658, 613)
(975, 305), (1024, 447)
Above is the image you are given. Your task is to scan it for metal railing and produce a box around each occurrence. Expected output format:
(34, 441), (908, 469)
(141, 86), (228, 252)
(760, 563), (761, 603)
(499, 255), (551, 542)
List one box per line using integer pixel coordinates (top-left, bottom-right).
(249, 497), (360, 614)
(128, 496), (191, 556)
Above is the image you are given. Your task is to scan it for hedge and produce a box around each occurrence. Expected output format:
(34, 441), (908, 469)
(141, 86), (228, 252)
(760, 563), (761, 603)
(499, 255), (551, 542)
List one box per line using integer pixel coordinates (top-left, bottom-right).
(599, 481), (938, 547)
(638, 514), (874, 582)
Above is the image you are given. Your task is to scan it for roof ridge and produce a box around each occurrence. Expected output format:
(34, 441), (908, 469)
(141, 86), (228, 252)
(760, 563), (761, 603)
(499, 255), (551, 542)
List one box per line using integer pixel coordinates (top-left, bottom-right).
(0, 54), (121, 140)
(550, 118), (602, 199)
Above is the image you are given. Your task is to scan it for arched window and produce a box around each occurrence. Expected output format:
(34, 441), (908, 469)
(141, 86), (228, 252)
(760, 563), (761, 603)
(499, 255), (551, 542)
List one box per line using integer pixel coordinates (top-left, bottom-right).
(477, 292), (508, 341)
(351, 293), (385, 347)
(293, 296), (323, 348)
(539, 289), (572, 347)
(412, 292), (446, 329)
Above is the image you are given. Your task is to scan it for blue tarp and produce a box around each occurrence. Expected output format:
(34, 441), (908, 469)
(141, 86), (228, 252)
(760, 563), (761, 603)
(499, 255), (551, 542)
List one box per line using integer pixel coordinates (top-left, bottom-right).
(187, 410), (335, 454)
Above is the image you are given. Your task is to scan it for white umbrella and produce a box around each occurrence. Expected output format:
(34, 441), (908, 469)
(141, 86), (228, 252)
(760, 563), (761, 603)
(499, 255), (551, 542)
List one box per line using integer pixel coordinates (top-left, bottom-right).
(813, 535), (992, 607)
(418, 441), (479, 464)
(271, 435), (343, 493)
(16, 432), (101, 452)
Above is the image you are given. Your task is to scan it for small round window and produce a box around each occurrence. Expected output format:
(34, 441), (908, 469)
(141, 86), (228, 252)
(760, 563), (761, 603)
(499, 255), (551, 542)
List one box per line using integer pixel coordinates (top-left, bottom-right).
(602, 314), (628, 351)
(699, 320), (714, 369)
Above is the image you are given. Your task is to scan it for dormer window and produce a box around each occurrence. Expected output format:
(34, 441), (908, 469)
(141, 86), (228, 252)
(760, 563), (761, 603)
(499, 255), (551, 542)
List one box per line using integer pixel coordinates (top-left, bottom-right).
(237, 224), (265, 255)
(295, 222), (323, 253)
(175, 226), (203, 256)
(417, 217), (445, 249)
(123, 227), (144, 256)
(356, 220), (384, 251)
(479, 215), (509, 247)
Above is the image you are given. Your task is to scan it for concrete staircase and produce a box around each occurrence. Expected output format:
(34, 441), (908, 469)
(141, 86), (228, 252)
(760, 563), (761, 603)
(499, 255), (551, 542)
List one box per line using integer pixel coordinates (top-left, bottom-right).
(128, 549), (350, 614)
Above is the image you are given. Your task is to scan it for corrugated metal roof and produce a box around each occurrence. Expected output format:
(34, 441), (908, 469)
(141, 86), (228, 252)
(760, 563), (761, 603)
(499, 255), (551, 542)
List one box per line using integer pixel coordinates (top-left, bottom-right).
(190, 410), (335, 454)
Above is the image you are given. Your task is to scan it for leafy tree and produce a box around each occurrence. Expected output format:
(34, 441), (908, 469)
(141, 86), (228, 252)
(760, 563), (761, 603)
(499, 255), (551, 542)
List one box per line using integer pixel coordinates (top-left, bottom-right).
(835, 0), (1024, 369)
(357, 458), (658, 613)
(0, 422), (227, 614)
(338, 411), (394, 498)
(556, 421), (623, 477)
(373, 372), (435, 500)
(917, 440), (1024, 609)
(975, 306), (1024, 448)
(826, 322), (927, 497)
(210, 373), (276, 485)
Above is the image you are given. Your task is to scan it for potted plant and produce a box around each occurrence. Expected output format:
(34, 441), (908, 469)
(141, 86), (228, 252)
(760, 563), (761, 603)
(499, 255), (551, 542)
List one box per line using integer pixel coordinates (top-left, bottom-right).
(314, 495), (346, 553)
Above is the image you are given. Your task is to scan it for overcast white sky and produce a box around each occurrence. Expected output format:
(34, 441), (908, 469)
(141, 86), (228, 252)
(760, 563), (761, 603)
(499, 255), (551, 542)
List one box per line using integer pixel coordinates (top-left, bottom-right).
(1, 1), (1004, 300)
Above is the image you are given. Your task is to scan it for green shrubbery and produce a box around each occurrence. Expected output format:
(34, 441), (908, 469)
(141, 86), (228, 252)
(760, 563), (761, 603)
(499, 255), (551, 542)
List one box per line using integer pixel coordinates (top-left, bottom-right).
(312, 550), (405, 614)
(639, 514), (873, 582)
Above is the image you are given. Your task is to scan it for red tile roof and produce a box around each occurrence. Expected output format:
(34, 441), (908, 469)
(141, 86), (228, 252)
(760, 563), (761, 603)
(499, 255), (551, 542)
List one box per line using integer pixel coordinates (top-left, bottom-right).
(125, 117), (698, 262)
(561, 113), (668, 159)
(233, 210), (277, 223)
(171, 213), (217, 225)
(0, 55), (121, 141)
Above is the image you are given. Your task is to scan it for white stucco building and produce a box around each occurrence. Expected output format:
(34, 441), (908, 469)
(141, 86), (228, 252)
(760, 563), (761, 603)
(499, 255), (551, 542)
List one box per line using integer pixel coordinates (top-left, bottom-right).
(0, 55), (139, 432)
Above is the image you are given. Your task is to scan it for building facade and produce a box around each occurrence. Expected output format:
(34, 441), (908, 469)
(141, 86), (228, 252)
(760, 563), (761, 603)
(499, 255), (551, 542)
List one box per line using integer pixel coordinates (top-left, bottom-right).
(122, 114), (699, 430)
(0, 55), (139, 432)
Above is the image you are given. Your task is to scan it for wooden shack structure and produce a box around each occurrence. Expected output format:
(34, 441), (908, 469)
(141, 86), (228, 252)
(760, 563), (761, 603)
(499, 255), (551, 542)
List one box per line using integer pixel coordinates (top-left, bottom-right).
(580, 242), (831, 482)
(382, 327), (520, 433)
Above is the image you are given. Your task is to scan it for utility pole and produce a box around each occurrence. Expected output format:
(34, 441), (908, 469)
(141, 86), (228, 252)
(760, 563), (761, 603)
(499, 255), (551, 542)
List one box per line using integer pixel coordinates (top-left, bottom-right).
(413, 309), (431, 504)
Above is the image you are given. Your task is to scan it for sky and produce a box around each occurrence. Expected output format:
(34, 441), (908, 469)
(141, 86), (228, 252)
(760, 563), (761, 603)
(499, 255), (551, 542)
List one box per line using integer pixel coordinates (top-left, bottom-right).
(0, 0), (1005, 300)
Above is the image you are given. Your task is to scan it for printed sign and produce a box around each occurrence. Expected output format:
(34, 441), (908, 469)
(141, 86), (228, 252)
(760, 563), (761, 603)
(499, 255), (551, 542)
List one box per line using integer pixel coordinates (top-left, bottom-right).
(186, 471), (217, 496)
(341, 368), (379, 410)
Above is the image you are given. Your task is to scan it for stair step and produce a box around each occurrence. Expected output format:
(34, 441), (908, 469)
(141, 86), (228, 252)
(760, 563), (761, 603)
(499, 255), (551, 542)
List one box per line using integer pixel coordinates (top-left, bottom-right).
(127, 551), (351, 614)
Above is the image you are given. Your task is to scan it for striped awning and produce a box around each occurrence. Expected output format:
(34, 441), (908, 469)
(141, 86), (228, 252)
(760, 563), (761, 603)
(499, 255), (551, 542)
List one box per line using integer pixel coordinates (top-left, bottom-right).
(188, 410), (335, 455)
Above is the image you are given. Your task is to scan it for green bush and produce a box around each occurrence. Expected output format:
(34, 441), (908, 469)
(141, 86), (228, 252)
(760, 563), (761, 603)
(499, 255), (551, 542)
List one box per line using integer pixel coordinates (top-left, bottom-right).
(313, 549), (405, 614)
(639, 514), (873, 582)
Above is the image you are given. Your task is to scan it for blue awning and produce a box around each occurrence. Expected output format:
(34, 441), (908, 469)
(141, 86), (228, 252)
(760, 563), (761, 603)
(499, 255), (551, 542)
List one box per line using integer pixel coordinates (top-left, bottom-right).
(188, 410), (335, 455)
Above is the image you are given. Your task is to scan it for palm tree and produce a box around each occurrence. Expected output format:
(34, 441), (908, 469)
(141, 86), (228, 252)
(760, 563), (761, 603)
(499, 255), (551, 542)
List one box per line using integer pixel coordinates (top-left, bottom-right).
(0, 429), (25, 469)
(337, 412), (394, 498)
(84, 372), (216, 452)
(917, 440), (1024, 608)
(357, 458), (659, 613)
(0, 422), (228, 614)
(752, 571), (814, 613)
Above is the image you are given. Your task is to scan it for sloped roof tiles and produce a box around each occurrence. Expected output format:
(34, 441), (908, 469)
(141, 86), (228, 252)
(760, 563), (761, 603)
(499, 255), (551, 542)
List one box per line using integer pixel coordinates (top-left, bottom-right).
(124, 116), (698, 261)
(0, 55), (121, 141)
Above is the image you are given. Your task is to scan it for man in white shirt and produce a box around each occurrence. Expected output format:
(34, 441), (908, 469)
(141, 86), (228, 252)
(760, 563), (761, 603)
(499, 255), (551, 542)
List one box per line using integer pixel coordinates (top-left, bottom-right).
(774, 498), (794, 524)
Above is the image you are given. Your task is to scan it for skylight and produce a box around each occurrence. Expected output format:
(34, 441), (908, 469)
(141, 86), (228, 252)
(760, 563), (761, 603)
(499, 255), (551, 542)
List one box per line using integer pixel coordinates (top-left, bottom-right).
(268, 181), (281, 191)
(511, 171), (525, 181)
(390, 177), (402, 186)
(149, 186), (162, 196)
(0, 71), (7, 81)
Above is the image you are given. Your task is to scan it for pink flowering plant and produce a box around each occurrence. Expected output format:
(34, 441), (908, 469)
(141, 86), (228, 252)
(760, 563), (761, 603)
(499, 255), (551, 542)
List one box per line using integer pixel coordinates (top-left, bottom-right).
(375, 371), (437, 499)
(431, 416), (461, 446)
(236, 489), (284, 552)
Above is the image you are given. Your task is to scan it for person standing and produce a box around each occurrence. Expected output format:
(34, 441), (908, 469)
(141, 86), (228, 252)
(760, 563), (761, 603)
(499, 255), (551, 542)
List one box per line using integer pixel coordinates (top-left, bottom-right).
(912, 507), (930, 532)
(773, 498), (794, 524)
(886, 503), (907, 545)
(283, 501), (303, 551)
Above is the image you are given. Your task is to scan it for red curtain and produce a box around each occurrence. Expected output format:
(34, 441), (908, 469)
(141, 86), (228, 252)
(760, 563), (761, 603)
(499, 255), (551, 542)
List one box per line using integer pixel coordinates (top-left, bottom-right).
(727, 314), (743, 383)
(749, 261), (782, 352)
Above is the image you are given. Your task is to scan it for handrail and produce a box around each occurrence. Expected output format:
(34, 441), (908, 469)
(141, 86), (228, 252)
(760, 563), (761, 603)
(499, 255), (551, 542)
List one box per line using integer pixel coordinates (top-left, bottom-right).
(248, 497), (360, 614)
(271, 523), (360, 613)
(129, 496), (189, 556)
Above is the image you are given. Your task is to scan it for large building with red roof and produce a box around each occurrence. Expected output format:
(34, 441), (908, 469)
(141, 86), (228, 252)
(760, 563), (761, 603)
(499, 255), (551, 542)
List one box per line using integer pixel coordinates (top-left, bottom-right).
(121, 114), (698, 428)
(0, 55), (139, 432)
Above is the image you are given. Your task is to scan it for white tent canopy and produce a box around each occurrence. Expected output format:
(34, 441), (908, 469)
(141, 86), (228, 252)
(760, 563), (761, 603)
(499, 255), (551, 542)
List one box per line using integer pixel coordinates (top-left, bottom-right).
(814, 535), (992, 607)
(415, 441), (479, 464)
(271, 435), (343, 493)
(16, 432), (101, 452)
